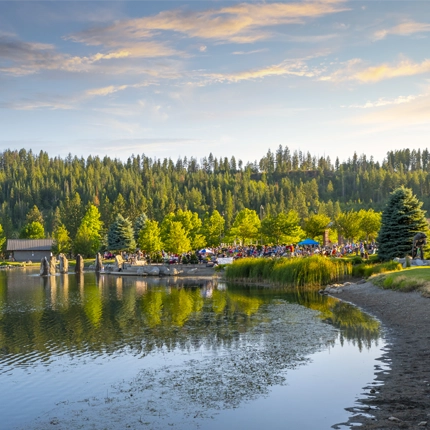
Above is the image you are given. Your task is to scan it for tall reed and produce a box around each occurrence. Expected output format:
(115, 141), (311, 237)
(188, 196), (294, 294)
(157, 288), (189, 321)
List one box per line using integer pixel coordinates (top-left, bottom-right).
(226, 256), (352, 291)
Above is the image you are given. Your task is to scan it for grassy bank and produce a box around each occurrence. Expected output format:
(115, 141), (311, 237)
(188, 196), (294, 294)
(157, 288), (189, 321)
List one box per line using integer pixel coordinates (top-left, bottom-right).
(225, 256), (352, 291)
(371, 267), (430, 296)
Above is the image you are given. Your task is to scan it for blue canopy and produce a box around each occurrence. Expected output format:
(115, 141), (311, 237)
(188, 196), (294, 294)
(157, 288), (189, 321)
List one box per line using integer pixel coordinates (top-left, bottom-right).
(298, 238), (319, 246)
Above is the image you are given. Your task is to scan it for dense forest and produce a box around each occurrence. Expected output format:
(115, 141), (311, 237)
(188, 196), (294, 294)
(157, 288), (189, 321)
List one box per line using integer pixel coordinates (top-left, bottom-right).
(0, 146), (429, 240)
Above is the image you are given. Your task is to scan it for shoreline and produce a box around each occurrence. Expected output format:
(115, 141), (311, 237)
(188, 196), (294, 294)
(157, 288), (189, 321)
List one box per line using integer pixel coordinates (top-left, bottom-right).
(332, 281), (430, 429)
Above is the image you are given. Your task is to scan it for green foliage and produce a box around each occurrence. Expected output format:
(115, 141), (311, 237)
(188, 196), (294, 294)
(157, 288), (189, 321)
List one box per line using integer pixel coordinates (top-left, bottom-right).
(201, 210), (225, 246)
(358, 209), (381, 241)
(138, 219), (162, 257)
(226, 256), (352, 290)
(107, 214), (136, 252)
(133, 213), (148, 242)
(334, 210), (362, 242)
(19, 221), (45, 239)
(73, 204), (103, 257)
(377, 186), (429, 261)
(162, 221), (191, 254)
(261, 211), (303, 244)
(352, 261), (403, 278)
(0, 224), (6, 252)
(303, 214), (331, 240)
(230, 208), (261, 245)
(52, 224), (71, 255)
(1, 147), (430, 243)
(26, 205), (44, 226)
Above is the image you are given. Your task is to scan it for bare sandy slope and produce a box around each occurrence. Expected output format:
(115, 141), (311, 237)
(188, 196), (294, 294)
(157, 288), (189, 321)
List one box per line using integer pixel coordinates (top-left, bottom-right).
(334, 281), (430, 429)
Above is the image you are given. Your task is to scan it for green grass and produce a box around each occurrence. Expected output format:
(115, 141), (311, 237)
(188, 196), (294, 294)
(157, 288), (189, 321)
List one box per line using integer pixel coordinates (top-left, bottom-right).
(371, 267), (430, 295)
(352, 260), (403, 278)
(226, 256), (352, 291)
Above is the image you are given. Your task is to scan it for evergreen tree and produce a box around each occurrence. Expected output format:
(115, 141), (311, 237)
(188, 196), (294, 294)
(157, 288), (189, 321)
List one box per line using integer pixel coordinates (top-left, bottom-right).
(133, 213), (148, 242)
(26, 205), (44, 225)
(377, 187), (428, 261)
(0, 224), (6, 254)
(108, 214), (136, 252)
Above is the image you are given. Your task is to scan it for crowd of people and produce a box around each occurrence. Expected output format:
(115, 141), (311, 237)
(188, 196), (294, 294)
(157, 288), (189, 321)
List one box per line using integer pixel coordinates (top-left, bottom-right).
(104, 241), (378, 265)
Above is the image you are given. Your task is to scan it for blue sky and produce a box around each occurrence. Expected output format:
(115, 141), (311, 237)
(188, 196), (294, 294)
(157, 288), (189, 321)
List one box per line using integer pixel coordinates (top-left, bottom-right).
(1, 1), (430, 164)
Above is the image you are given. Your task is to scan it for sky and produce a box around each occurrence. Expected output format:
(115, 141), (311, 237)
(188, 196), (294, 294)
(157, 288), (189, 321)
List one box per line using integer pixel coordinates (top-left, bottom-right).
(1, 0), (430, 165)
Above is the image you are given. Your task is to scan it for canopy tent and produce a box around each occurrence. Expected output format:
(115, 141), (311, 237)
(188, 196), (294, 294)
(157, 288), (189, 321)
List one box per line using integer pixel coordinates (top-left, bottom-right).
(198, 248), (214, 254)
(297, 238), (319, 246)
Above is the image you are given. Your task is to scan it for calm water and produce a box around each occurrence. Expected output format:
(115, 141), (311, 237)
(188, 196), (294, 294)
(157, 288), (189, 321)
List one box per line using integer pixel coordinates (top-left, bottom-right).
(0, 269), (385, 429)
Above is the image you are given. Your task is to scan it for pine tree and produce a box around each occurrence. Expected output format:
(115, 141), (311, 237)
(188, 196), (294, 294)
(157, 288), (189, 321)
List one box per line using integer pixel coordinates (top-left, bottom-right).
(133, 213), (148, 242)
(377, 187), (428, 261)
(107, 214), (136, 252)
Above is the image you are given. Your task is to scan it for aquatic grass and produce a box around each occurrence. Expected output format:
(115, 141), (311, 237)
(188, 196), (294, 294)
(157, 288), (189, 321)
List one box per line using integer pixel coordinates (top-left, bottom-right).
(226, 256), (352, 291)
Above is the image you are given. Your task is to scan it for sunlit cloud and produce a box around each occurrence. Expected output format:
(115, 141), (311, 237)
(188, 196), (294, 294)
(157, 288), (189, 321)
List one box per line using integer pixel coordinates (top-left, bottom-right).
(351, 94), (430, 127)
(0, 34), (180, 76)
(345, 94), (424, 109)
(374, 21), (430, 40)
(322, 58), (430, 83)
(68, 1), (348, 47)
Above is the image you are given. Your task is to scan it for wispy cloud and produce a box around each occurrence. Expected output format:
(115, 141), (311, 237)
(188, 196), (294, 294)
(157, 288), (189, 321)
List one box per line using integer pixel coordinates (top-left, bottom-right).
(322, 58), (430, 83)
(351, 94), (430, 128)
(68, 1), (348, 47)
(374, 20), (430, 40)
(0, 34), (180, 76)
(191, 56), (322, 86)
(345, 93), (425, 109)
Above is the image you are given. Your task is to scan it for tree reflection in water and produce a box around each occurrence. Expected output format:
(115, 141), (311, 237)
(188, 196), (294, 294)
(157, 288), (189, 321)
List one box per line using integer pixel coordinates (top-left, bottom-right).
(0, 270), (380, 370)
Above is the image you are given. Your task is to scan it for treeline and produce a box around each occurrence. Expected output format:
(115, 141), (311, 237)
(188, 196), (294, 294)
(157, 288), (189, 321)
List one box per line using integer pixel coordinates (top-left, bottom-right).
(0, 146), (429, 238)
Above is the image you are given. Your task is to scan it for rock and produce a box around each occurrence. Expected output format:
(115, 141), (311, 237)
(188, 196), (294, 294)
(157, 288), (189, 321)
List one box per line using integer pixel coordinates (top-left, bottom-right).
(49, 256), (56, 275)
(75, 254), (84, 274)
(188, 267), (198, 273)
(388, 417), (402, 422)
(40, 257), (49, 276)
(159, 266), (170, 276)
(113, 254), (124, 272)
(418, 422), (427, 426)
(148, 267), (160, 276)
(172, 268), (182, 276)
(95, 253), (103, 272)
(356, 279), (366, 284)
(59, 253), (69, 274)
(415, 259), (424, 266)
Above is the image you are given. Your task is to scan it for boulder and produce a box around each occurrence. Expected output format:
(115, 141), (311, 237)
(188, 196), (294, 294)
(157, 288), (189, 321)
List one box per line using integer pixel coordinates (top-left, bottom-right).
(59, 253), (69, 274)
(95, 253), (103, 272)
(75, 254), (84, 274)
(49, 256), (57, 275)
(148, 267), (160, 276)
(113, 254), (124, 272)
(40, 257), (49, 276)
(159, 266), (171, 276)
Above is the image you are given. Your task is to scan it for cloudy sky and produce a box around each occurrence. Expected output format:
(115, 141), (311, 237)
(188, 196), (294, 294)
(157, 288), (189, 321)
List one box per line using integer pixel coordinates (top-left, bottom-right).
(1, 0), (430, 164)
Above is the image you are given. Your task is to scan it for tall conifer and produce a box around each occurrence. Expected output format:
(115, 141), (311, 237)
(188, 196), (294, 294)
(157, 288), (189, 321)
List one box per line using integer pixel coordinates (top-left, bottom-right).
(377, 187), (428, 261)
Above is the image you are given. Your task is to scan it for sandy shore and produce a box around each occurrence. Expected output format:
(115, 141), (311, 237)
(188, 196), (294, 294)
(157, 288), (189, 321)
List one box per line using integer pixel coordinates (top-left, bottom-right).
(333, 281), (430, 429)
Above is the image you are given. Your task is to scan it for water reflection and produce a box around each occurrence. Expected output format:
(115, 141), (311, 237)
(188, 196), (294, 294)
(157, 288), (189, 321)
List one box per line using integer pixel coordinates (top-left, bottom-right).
(0, 270), (380, 372)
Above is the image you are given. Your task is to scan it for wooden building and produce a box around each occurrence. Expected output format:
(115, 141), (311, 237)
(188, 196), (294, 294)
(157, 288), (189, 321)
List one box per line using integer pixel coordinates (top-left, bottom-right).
(6, 239), (54, 262)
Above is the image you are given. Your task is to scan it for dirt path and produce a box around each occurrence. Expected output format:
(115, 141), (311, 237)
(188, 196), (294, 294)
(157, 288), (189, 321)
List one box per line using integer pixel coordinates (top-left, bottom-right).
(334, 281), (430, 429)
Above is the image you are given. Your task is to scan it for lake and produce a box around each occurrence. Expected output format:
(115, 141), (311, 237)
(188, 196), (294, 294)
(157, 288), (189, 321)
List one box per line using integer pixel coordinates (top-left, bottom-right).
(0, 268), (385, 429)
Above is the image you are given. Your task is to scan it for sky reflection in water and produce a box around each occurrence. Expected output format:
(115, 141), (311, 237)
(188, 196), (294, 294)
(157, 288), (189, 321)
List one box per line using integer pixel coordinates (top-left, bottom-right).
(0, 269), (384, 429)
